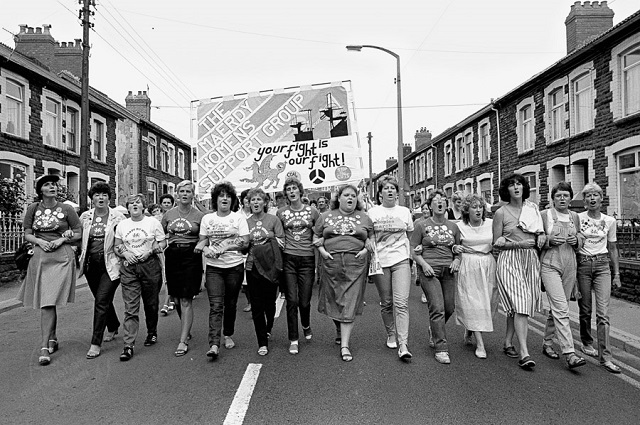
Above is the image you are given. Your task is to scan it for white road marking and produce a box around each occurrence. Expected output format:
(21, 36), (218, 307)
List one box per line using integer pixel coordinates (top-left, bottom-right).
(275, 295), (285, 318)
(223, 363), (263, 425)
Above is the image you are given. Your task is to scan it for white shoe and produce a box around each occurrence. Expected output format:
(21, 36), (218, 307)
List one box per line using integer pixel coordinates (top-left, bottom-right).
(421, 293), (427, 303)
(289, 341), (299, 355)
(398, 344), (412, 360)
(428, 327), (435, 348)
(475, 347), (487, 359)
(435, 351), (451, 364)
(386, 336), (398, 349)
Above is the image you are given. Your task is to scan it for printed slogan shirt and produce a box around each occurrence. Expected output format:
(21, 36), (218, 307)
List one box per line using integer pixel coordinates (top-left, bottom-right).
(115, 216), (166, 258)
(277, 205), (319, 257)
(368, 205), (414, 268)
(200, 211), (249, 268)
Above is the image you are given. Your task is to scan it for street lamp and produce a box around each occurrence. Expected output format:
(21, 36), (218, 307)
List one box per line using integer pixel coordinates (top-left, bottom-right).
(346, 44), (405, 206)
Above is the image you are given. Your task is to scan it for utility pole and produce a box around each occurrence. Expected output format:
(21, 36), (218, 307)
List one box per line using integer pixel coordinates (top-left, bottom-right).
(367, 132), (373, 199)
(79, 0), (94, 212)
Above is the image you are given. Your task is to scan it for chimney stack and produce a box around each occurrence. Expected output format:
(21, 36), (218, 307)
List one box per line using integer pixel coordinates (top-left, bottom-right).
(386, 157), (397, 169)
(125, 90), (152, 120)
(403, 143), (412, 158)
(14, 25), (83, 77)
(415, 127), (433, 149)
(565, 1), (614, 54)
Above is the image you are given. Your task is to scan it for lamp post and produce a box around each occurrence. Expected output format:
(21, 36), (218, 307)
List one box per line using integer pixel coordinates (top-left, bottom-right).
(346, 44), (405, 206)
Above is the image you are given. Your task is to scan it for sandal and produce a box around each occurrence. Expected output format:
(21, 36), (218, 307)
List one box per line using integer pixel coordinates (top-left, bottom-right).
(48, 339), (59, 354)
(160, 305), (169, 316)
(341, 346), (353, 362)
(175, 342), (189, 357)
(518, 356), (536, 369)
(542, 346), (559, 359)
(503, 346), (518, 358)
(103, 330), (118, 342)
(86, 345), (101, 359)
(39, 348), (51, 366)
(566, 353), (586, 369)
(258, 346), (268, 356)
(224, 336), (235, 349)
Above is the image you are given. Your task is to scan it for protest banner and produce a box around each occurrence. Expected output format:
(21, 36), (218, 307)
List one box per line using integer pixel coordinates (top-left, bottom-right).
(191, 81), (365, 198)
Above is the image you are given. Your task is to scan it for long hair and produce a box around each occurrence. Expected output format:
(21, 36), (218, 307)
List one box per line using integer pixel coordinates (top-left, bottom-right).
(210, 181), (239, 212)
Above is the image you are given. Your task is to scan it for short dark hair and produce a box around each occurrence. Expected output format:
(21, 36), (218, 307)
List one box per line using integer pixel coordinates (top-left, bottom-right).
(376, 175), (399, 193)
(329, 184), (364, 211)
(211, 181), (239, 212)
(498, 173), (530, 202)
(282, 177), (304, 196)
(88, 181), (112, 199)
(425, 189), (448, 212)
(147, 203), (161, 214)
(159, 193), (175, 205)
(240, 189), (250, 204)
(551, 181), (573, 200)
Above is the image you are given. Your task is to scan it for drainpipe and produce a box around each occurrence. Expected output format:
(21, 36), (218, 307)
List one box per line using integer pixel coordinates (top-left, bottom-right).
(491, 101), (501, 184)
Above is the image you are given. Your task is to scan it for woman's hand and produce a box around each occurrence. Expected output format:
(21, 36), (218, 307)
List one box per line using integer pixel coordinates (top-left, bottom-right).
(420, 262), (434, 277)
(494, 236), (506, 247)
(364, 239), (375, 253)
(62, 230), (74, 240)
(519, 239), (535, 249)
(612, 274), (622, 288)
(194, 243), (204, 254)
(450, 258), (461, 273)
(123, 251), (138, 264)
(566, 234), (578, 246)
(413, 245), (423, 254)
(151, 241), (163, 255)
(536, 235), (547, 249)
(203, 246), (214, 259)
(276, 237), (285, 250)
(355, 248), (368, 259)
(452, 244), (466, 254)
(549, 233), (566, 246)
(319, 247), (333, 261)
(312, 237), (324, 248)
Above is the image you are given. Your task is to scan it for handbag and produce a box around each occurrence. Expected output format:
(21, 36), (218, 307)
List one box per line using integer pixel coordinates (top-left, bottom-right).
(14, 242), (34, 270)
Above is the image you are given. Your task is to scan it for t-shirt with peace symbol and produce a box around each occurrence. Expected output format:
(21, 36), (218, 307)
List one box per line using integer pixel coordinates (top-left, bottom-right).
(313, 210), (373, 254)
(23, 201), (81, 242)
(200, 211), (249, 268)
(162, 207), (204, 244)
(115, 216), (166, 258)
(277, 205), (319, 257)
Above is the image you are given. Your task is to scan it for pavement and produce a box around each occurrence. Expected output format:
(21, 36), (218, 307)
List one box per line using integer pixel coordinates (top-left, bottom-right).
(2, 274), (639, 359)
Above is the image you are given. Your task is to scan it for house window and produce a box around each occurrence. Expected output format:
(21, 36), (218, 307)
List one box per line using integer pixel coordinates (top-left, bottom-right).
(549, 88), (565, 142)
(618, 148), (640, 217)
(161, 142), (169, 172)
(549, 165), (566, 191)
(464, 131), (473, 168)
(573, 73), (593, 134)
(519, 104), (535, 152)
(5, 79), (24, 137)
(479, 123), (490, 163)
(623, 47), (640, 117)
(44, 98), (61, 147)
(148, 180), (158, 205)
(426, 149), (433, 179)
(66, 107), (78, 153)
(522, 172), (538, 204)
(419, 154), (425, 182)
(0, 161), (26, 181)
(177, 149), (185, 178)
(168, 144), (176, 175)
(455, 135), (465, 171)
(444, 142), (452, 176)
(479, 178), (492, 204)
(148, 136), (157, 168)
(409, 161), (415, 186)
(92, 120), (104, 161)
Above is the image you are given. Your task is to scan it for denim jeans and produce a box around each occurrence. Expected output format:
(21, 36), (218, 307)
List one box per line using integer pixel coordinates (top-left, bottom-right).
(373, 259), (411, 345)
(577, 257), (613, 363)
(419, 265), (455, 352)
(120, 256), (162, 347)
(541, 264), (575, 354)
(283, 254), (316, 341)
(246, 268), (279, 347)
(85, 253), (120, 346)
(205, 264), (244, 347)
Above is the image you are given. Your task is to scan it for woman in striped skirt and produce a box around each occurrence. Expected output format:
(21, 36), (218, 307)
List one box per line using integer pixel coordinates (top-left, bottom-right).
(493, 174), (546, 370)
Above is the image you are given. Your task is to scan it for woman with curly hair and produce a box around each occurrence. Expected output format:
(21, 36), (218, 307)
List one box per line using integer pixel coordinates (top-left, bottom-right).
(198, 182), (249, 359)
(493, 173), (546, 370)
(314, 185), (373, 361)
(453, 194), (498, 359)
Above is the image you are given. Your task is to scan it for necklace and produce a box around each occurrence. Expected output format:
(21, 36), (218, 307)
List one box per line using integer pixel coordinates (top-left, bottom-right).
(178, 205), (192, 219)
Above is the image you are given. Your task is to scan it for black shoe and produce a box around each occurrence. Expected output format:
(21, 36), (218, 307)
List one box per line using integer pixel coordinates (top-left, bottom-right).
(518, 356), (536, 369)
(144, 334), (157, 346)
(120, 346), (134, 361)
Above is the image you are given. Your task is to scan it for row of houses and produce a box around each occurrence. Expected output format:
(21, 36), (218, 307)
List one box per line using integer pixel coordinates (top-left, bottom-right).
(375, 1), (640, 221)
(0, 24), (192, 208)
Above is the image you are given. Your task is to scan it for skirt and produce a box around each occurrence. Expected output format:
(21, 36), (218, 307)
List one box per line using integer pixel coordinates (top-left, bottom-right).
(18, 244), (76, 308)
(317, 252), (368, 323)
(165, 243), (203, 299)
(456, 253), (498, 332)
(496, 248), (542, 317)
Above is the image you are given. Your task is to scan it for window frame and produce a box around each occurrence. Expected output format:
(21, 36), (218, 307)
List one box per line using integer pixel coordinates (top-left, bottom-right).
(464, 128), (473, 169)
(478, 118), (491, 164)
(65, 101), (80, 154)
(160, 141), (169, 173)
(516, 97), (536, 154)
(5, 79), (25, 137)
(569, 64), (595, 136)
(91, 114), (107, 163)
(455, 133), (465, 172)
(610, 34), (640, 121)
(147, 179), (158, 205)
(618, 147), (640, 218)
(168, 143), (176, 175)
(177, 149), (185, 178)
(426, 149), (433, 179)
(443, 141), (452, 177)
(148, 135), (158, 169)
(42, 90), (63, 149)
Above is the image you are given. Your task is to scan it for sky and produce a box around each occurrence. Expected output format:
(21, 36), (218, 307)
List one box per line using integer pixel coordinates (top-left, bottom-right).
(2, 0), (638, 175)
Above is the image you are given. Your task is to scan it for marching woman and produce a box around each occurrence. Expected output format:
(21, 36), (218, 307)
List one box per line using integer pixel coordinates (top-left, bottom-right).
(453, 194), (498, 359)
(198, 182), (249, 359)
(576, 183), (622, 373)
(314, 185), (373, 362)
(18, 174), (82, 366)
(411, 189), (460, 364)
(368, 175), (414, 360)
(79, 181), (126, 359)
(539, 182), (586, 369)
(244, 188), (285, 356)
(277, 177), (320, 355)
(493, 173), (546, 370)
(161, 180), (204, 357)
(114, 194), (166, 361)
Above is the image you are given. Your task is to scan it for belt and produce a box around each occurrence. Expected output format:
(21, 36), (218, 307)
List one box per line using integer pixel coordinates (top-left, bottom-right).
(577, 253), (609, 263)
(173, 242), (197, 248)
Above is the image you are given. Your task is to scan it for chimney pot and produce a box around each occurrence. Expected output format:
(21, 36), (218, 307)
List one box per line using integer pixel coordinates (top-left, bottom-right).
(19, 25), (27, 34)
(61, 42), (67, 48)
(565, 1), (614, 54)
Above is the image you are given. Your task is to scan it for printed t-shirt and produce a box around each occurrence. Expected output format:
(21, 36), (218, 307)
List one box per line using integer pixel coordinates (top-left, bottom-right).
(277, 205), (319, 257)
(368, 205), (414, 267)
(200, 211), (249, 268)
(115, 216), (165, 257)
(313, 210), (373, 254)
(162, 207), (204, 244)
(246, 213), (284, 271)
(24, 202), (81, 242)
(578, 212), (616, 256)
(88, 213), (109, 254)
(410, 217), (460, 267)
